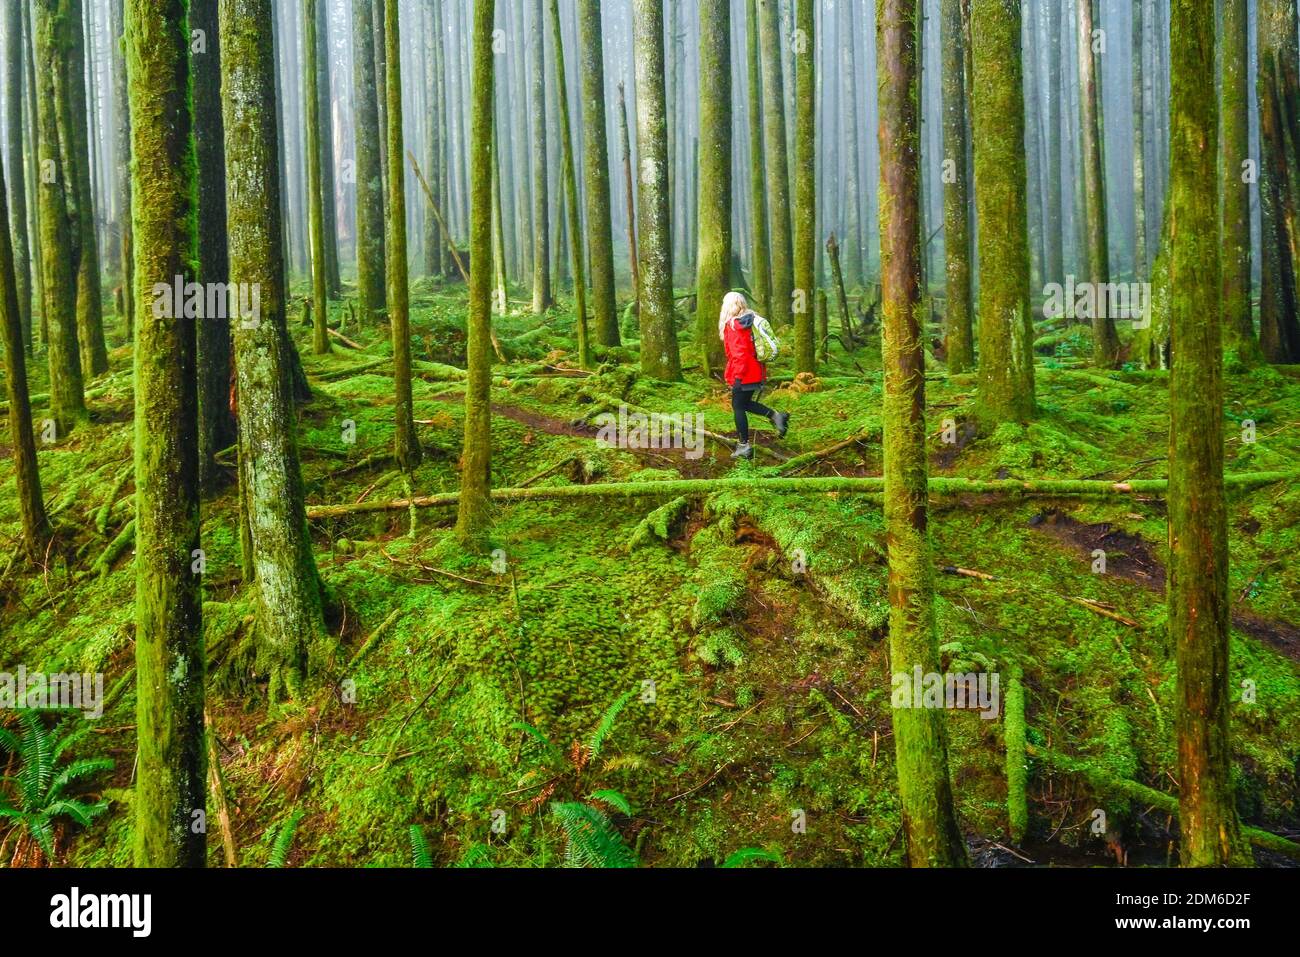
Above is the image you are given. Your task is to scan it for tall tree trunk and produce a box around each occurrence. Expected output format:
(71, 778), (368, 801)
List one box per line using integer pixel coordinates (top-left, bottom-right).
(510, 0), (532, 281)
(695, 0), (731, 376)
(1256, 0), (1300, 362)
(1167, 0), (1253, 868)
(757, 0), (793, 329)
(548, 0), (590, 368)
(1077, 0), (1119, 366)
(193, 0), (237, 494)
(127, 0), (204, 868)
(941, 0), (973, 372)
(971, 0), (1035, 423)
(746, 0), (770, 313)
(0, 123), (49, 561)
(530, 0), (552, 312)
(1131, 0), (1147, 281)
(222, 0), (330, 703)
(23, 2), (45, 347)
(316, 0), (340, 297)
(69, 0), (108, 378)
(352, 0), (387, 323)
(633, 0), (682, 381)
(372, 0), (388, 199)
(383, 0), (420, 472)
(839, 0), (863, 289)
(618, 80), (639, 299)
(1220, 0), (1256, 357)
(304, 0), (331, 355)
(34, 0), (87, 432)
(423, 0), (441, 277)
(578, 0), (619, 347)
(456, 0), (497, 547)
(111, 0), (132, 341)
(878, 0), (967, 869)
(5, 0), (32, 355)
(792, 0), (816, 373)
(1044, 0), (1064, 287)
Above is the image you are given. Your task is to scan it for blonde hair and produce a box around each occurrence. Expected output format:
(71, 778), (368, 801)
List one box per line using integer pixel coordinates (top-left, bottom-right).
(718, 291), (749, 340)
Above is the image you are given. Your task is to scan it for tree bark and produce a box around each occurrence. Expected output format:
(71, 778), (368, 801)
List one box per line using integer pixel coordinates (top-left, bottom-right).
(110, 0), (132, 341)
(456, 0), (497, 547)
(548, 0), (590, 368)
(4, 0), (32, 354)
(1220, 0), (1256, 358)
(633, 0), (682, 381)
(352, 0), (387, 324)
(695, 0), (731, 377)
(304, 0), (331, 356)
(1167, 0), (1252, 867)
(316, 0), (340, 297)
(971, 0), (1035, 424)
(757, 0), (793, 329)
(530, 0), (552, 312)
(618, 81), (640, 299)
(941, 0), (974, 372)
(746, 0), (770, 313)
(578, 0), (619, 347)
(127, 0), (204, 868)
(792, 0), (816, 373)
(877, 0), (967, 869)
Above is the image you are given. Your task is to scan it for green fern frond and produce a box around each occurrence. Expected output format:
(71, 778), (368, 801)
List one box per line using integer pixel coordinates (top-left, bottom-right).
(455, 843), (495, 868)
(266, 811), (305, 867)
(0, 726), (19, 755)
(550, 801), (637, 868)
(48, 759), (114, 801)
(408, 825), (433, 868)
(27, 815), (56, 862)
(510, 720), (563, 763)
(587, 789), (634, 816)
(43, 799), (107, 828)
(588, 691), (634, 762)
(18, 711), (53, 809)
(722, 846), (784, 868)
(600, 754), (649, 775)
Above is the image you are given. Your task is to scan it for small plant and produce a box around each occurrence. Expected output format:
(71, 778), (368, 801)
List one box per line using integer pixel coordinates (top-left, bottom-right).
(409, 825), (433, 868)
(265, 810), (305, 867)
(0, 710), (111, 865)
(722, 846), (784, 868)
(511, 691), (643, 867)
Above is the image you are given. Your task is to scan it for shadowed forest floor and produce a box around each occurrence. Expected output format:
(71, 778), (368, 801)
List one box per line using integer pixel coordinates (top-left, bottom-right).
(2, 278), (1299, 867)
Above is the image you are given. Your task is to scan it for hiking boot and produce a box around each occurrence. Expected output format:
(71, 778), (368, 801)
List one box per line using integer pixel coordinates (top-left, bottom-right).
(772, 411), (790, 438)
(731, 442), (754, 460)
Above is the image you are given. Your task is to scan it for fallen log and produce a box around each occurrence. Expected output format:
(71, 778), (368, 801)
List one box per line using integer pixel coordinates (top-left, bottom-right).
(304, 470), (1298, 520)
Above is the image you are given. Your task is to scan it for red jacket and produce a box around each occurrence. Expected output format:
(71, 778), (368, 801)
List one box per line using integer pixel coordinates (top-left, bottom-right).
(723, 314), (765, 386)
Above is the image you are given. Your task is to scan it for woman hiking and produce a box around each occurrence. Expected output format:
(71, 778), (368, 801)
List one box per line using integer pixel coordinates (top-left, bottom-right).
(719, 292), (789, 460)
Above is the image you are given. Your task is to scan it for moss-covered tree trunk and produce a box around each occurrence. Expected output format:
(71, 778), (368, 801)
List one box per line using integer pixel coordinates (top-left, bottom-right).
(756, 0), (792, 330)
(111, 0), (132, 341)
(69, 0), (108, 378)
(529, 0), (551, 313)
(383, 0), (420, 471)
(618, 81), (639, 297)
(695, 0), (731, 377)
(423, 0), (445, 278)
(1220, 0), (1256, 358)
(372, 0), (388, 199)
(746, 0), (770, 314)
(304, 0), (331, 356)
(577, 0), (618, 347)
(548, 0), (590, 368)
(1077, 0), (1119, 366)
(633, 0), (682, 381)
(791, 0), (815, 373)
(878, 0), (967, 868)
(0, 133), (48, 561)
(1131, 0), (1147, 282)
(1167, 0), (1252, 868)
(456, 0), (496, 547)
(1044, 0), (1064, 286)
(127, 0), (204, 868)
(315, 0), (340, 298)
(941, 0), (973, 373)
(34, 0), (86, 432)
(352, 0), (387, 324)
(971, 0), (1035, 424)
(222, 0), (330, 702)
(1256, 0), (1300, 363)
(839, 0), (863, 289)
(23, 2), (45, 347)
(5, 0), (32, 354)
(193, 0), (236, 493)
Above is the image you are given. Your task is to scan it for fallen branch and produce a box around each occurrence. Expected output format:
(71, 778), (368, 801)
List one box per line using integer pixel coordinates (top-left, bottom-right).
(305, 471), (1298, 521)
(347, 609), (403, 668)
(327, 328), (366, 351)
(942, 565), (1143, 629)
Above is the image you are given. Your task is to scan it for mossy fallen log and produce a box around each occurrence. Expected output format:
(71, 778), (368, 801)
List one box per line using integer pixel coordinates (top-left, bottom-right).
(1026, 743), (1300, 862)
(304, 470), (1298, 520)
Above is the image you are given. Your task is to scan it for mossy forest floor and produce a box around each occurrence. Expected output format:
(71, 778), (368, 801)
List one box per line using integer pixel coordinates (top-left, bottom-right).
(2, 278), (1299, 867)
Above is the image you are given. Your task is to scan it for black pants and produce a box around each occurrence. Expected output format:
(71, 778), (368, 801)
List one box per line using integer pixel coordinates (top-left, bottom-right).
(731, 382), (774, 444)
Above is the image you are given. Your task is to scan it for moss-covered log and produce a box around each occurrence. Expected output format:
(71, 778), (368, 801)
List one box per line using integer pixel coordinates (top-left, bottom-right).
(1167, 0), (1252, 867)
(127, 0), (204, 868)
(1004, 666), (1027, 843)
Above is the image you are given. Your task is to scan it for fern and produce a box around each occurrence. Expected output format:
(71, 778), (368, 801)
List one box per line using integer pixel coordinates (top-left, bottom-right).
(550, 801), (637, 868)
(408, 825), (433, 868)
(588, 691), (634, 761)
(722, 847), (784, 868)
(266, 811), (305, 867)
(588, 789), (634, 816)
(455, 843), (495, 868)
(510, 720), (563, 764)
